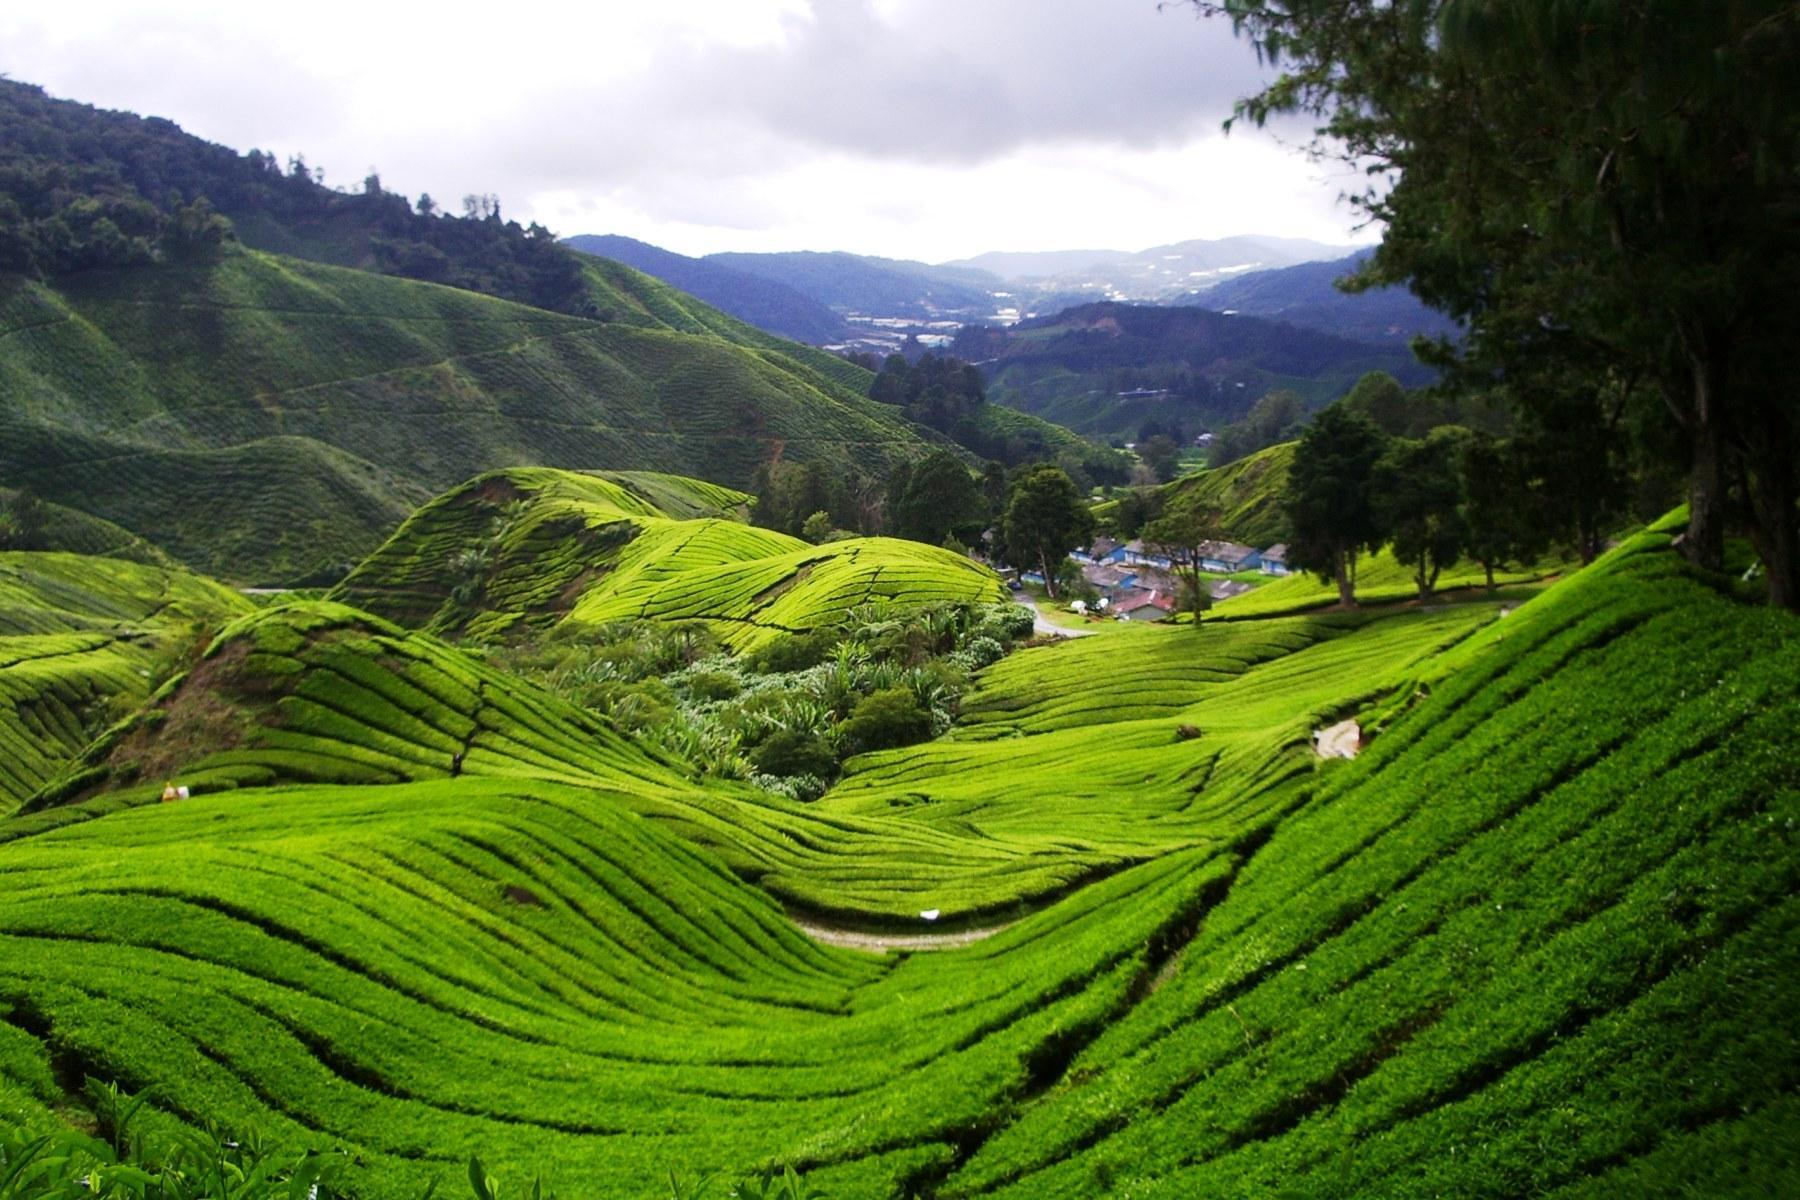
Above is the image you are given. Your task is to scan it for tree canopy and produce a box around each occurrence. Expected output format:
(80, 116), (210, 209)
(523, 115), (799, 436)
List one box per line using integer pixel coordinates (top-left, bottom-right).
(1204, 0), (1800, 606)
(1284, 404), (1389, 607)
(1003, 466), (1095, 599)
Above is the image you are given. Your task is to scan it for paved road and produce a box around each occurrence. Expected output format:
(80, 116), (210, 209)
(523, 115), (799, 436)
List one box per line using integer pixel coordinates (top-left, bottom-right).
(1027, 597), (1101, 638)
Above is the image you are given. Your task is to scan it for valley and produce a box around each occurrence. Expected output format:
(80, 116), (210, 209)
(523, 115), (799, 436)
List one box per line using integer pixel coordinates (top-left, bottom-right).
(2, 9), (1796, 1195)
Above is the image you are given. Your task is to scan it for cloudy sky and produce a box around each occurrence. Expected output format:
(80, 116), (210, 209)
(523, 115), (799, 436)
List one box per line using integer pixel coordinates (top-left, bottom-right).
(2, 0), (1375, 262)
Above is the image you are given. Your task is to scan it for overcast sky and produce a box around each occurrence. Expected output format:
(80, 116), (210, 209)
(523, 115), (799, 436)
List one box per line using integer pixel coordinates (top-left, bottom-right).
(2, 0), (1376, 262)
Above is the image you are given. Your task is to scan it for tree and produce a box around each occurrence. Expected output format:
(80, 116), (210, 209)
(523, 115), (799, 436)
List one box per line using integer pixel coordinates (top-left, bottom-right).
(800, 511), (834, 544)
(1284, 405), (1389, 608)
(1209, 389), (1306, 468)
(1202, 0), (1800, 607)
(890, 451), (985, 547)
(1340, 371), (1414, 437)
(1374, 429), (1468, 599)
(1144, 497), (1224, 621)
(0, 487), (47, 551)
(1138, 435), (1182, 484)
(1003, 465), (1095, 600)
(1458, 432), (1538, 591)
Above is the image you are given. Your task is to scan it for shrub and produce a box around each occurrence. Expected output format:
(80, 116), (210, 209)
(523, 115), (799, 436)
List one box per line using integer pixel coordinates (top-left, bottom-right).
(836, 687), (933, 756)
(753, 729), (838, 780)
(954, 635), (1006, 671)
(683, 670), (743, 703)
(751, 628), (837, 673)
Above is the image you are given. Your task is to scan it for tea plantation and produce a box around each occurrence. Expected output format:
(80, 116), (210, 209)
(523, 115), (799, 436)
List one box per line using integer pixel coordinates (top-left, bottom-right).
(0, 523), (1794, 1197)
(0, 553), (249, 813)
(0, 252), (946, 585)
(334, 466), (1007, 649)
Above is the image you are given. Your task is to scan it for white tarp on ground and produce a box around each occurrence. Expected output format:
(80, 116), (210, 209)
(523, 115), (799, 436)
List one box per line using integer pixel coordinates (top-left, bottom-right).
(1314, 719), (1362, 760)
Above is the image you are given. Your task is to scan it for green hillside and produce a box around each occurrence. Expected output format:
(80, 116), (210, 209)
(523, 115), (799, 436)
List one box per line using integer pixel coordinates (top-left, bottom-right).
(333, 466), (1006, 649)
(0, 252), (955, 584)
(0, 487), (176, 567)
(1095, 441), (1296, 546)
(0, 553), (249, 812)
(0, 522), (1793, 1197)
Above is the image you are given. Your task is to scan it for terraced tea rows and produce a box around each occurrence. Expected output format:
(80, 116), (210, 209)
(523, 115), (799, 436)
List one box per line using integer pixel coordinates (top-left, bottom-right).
(0, 554), (249, 811)
(931, 526), (1800, 1197)
(0, 776), (1237, 1196)
(336, 467), (1007, 648)
(1, 525), (1792, 1197)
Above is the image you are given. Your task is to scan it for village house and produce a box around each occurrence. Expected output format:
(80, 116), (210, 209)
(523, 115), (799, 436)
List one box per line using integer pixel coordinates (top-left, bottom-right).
(1111, 588), (1175, 621)
(1073, 536), (1127, 566)
(1260, 544), (1291, 576)
(1122, 540), (1174, 571)
(1197, 540), (1262, 573)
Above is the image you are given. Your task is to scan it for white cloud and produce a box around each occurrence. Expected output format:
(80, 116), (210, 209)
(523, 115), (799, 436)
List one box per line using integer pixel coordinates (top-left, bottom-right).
(0, 0), (1375, 260)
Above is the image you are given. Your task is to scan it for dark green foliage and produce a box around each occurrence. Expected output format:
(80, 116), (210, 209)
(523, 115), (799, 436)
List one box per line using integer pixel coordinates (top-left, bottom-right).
(0, 79), (589, 313)
(1373, 428), (1468, 598)
(1136, 435), (1181, 484)
(887, 451), (986, 547)
(1284, 405), (1389, 606)
(1206, 389), (1304, 469)
(1457, 431), (1543, 590)
(1210, 0), (1800, 605)
(753, 730), (837, 780)
(1002, 466), (1095, 599)
(0, 490), (46, 552)
(836, 687), (932, 756)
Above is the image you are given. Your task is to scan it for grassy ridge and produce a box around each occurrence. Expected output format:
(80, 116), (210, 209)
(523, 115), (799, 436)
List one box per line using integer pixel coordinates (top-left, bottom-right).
(0, 776), (1234, 1196)
(937, 529), (1800, 1197)
(1095, 441), (1296, 547)
(0, 554), (249, 811)
(0, 253), (949, 584)
(0, 529), (1792, 1197)
(335, 467), (1008, 650)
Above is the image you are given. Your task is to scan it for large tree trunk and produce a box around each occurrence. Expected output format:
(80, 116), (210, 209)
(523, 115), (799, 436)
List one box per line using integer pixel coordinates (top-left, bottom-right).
(1683, 348), (1727, 572)
(1040, 551), (1057, 599)
(1744, 447), (1800, 612)
(1484, 561), (1496, 591)
(1335, 548), (1357, 608)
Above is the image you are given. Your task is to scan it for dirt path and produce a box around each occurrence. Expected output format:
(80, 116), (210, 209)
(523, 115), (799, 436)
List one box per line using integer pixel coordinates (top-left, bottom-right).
(793, 918), (1012, 954)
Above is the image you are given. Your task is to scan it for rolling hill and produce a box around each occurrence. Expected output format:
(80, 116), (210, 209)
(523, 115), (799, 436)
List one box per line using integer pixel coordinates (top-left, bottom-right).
(954, 301), (1433, 440)
(0, 521), (1792, 1197)
(332, 466), (1007, 649)
(1094, 441), (1297, 548)
(0, 250), (956, 585)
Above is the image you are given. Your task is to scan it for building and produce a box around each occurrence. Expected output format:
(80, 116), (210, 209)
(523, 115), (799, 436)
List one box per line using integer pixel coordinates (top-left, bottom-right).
(1260, 544), (1291, 576)
(1072, 536), (1127, 566)
(1197, 540), (1262, 573)
(1081, 563), (1137, 592)
(1112, 589), (1175, 622)
(1123, 540), (1173, 571)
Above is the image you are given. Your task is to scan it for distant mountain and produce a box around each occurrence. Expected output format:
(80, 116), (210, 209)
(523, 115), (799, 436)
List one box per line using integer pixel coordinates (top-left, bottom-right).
(704, 251), (1002, 319)
(1184, 251), (1461, 345)
(946, 235), (1358, 306)
(954, 301), (1431, 441)
(564, 234), (848, 343)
